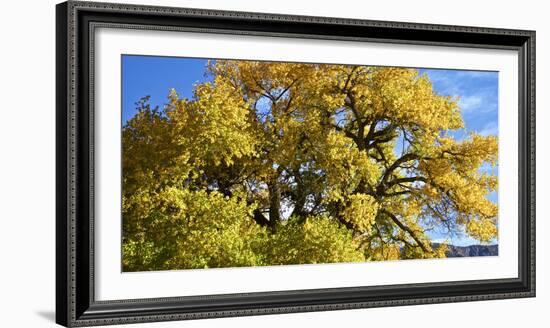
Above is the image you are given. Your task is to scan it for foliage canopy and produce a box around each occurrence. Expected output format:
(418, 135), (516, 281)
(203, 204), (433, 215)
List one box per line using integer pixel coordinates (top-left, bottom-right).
(122, 61), (498, 271)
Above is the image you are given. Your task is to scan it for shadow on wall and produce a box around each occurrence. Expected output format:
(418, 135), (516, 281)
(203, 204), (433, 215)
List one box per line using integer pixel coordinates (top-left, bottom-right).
(36, 310), (55, 323)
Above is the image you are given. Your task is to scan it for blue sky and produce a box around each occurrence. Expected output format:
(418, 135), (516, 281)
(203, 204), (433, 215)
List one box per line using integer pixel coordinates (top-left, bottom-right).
(122, 56), (210, 123)
(122, 55), (499, 247)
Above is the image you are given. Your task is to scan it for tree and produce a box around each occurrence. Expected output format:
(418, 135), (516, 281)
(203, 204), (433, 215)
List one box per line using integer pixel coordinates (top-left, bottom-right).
(122, 61), (498, 271)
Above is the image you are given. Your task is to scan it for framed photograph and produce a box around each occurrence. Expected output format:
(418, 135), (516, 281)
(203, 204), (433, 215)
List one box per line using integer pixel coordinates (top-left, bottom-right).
(56, 0), (535, 326)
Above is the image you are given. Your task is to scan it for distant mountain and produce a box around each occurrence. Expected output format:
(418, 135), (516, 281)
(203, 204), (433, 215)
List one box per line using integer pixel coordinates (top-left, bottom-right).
(432, 243), (498, 257)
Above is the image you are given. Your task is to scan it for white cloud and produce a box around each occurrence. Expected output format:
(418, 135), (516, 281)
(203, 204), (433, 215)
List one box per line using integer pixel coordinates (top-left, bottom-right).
(479, 121), (498, 136)
(423, 70), (498, 115)
(453, 70), (497, 79)
(459, 95), (484, 113)
(458, 92), (498, 115)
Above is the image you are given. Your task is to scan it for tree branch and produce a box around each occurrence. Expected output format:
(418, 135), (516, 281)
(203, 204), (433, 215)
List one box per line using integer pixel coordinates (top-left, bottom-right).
(330, 123), (361, 145)
(384, 176), (427, 190)
(251, 208), (270, 226)
(383, 190), (412, 197)
(380, 209), (429, 253)
(381, 153), (421, 185)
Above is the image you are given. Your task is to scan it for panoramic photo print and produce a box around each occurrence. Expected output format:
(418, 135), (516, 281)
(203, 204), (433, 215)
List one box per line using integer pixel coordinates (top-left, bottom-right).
(121, 56), (499, 272)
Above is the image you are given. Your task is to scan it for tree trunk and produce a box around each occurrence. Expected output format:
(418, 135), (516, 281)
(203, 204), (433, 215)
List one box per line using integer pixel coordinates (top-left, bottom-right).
(290, 171), (306, 219)
(268, 179), (282, 229)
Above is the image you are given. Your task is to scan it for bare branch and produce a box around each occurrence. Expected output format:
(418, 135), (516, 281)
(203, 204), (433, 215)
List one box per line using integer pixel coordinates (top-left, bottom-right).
(384, 176), (427, 190)
(380, 209), (429, 253)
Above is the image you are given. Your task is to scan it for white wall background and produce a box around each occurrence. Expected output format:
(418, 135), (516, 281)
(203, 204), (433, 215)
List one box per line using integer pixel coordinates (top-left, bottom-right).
(0, 0), (545, 327)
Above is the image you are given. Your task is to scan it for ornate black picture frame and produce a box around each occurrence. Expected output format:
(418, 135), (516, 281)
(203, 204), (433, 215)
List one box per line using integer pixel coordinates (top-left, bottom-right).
(56, 1), (535, 326)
